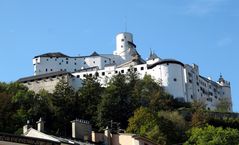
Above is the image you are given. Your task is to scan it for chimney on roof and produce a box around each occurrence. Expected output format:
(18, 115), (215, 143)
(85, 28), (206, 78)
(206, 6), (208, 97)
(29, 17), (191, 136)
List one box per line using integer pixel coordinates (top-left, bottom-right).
(23, 120), (30, 134)
(104, 126), (112, 145)
(36, 118), (45, 132)
(71, 119), (92, 141)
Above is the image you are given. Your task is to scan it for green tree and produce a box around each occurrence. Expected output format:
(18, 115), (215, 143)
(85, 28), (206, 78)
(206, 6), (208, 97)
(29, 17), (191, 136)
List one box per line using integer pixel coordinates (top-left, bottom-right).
(184, 125), (239, 145)
(0, 82), (39, 133)
(157, 111), (187, 144)
(77, 75), (103, 126)
(126, 107), (168, 144)
(132, 75), (175, 112)
(52, 79), (77, 136)
(127, 107), (157, 135)
(97, 73), (133, 130)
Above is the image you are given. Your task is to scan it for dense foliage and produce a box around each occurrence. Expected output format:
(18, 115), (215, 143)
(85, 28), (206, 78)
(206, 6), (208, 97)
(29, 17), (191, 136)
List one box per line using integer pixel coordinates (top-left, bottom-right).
(184, 125), (239, 145)
(0, 72), (239, 144)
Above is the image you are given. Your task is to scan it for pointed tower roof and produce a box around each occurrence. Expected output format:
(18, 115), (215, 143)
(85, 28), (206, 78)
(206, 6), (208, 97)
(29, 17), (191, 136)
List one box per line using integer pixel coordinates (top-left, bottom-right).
(90, 51), (100, 56)
(218, 74), (225, 83)
(148, 49), (160, 60)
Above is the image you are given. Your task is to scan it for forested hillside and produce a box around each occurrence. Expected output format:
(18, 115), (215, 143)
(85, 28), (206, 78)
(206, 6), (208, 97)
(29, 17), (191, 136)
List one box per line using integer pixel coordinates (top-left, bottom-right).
(0, 71), (239, 145)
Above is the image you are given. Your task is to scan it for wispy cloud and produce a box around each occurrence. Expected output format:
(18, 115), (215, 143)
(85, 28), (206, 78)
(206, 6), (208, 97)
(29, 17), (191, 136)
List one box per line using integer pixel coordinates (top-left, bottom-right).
(184, 0), (226, 16)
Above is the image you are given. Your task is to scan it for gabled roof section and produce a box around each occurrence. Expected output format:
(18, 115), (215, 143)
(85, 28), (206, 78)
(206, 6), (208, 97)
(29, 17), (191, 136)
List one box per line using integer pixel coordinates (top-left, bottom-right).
(25, 128), (60, 143)
(34, 52), (69, 58)
(0, 132), (60, 145)
(90, 51), (100, 57)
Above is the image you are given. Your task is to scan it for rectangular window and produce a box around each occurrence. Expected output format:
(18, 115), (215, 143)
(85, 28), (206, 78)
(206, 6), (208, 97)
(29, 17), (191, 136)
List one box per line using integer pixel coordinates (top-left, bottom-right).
(102, 72), (105, 76)
(121, 70), (124, 73)
(77, 75), (80, 78)
(95, 72), (99, 77)
(141, 67), (144, 70)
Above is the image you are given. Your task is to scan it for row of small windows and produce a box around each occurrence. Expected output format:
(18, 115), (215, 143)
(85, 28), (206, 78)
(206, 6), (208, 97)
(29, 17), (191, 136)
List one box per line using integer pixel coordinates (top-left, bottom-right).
(46, 59), (115, 65)
(45, 68), (69, 72)
(75, 67), (145, 78)
(40, 66), (143, 74)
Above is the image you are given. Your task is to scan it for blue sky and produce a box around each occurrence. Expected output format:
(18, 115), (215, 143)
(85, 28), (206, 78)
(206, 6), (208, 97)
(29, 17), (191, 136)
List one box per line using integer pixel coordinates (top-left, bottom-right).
(0, 0), (238, 112)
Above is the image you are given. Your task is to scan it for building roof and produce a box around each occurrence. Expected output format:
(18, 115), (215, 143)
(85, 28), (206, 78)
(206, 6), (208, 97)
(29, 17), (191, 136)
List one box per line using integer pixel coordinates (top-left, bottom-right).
(90, 51), (100, 57)
(24, 128), (96, 145)
(199, 75), (220, 87)
(128, 41), (136, 48)
(104, 63), (117, 67)
(34, 52), (69, 58)
(0, 132), (60, 145)
(148, 51), (160, 60)
(148, 59), (184, 69)
(75, 66), (99, 72)
(17, 71), (72, 83)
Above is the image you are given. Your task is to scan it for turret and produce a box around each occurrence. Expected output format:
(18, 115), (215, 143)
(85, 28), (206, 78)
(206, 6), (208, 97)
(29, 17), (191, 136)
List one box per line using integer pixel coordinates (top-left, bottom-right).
(114, 32), (136, 61)
(217, 75), (232, 111)
(146, 50), (161, 65)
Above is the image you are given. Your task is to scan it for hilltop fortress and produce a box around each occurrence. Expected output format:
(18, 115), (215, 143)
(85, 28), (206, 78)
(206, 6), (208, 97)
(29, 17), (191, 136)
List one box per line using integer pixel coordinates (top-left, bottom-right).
(18, 32), (232, 111)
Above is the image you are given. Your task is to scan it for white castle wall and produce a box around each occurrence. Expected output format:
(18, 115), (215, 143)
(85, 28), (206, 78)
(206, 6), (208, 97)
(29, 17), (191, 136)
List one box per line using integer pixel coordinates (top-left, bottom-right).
(21, 32), (232, 112)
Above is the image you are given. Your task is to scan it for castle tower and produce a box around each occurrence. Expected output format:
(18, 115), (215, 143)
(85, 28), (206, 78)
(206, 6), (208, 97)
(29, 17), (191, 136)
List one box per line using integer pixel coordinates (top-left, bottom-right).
(114, 32), (136, 61)
(218, 75), (232, 111)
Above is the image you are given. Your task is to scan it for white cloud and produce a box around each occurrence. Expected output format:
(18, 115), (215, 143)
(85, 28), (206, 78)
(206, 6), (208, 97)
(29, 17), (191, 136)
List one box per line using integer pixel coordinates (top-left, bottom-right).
(185, 0), (226, 16)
